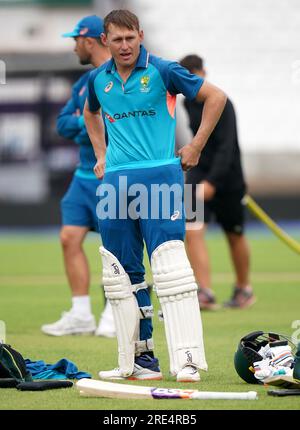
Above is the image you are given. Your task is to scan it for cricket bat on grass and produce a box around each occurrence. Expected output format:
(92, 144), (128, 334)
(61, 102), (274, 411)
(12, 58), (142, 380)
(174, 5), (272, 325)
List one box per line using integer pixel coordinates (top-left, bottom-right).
(76, 379), (257, 400)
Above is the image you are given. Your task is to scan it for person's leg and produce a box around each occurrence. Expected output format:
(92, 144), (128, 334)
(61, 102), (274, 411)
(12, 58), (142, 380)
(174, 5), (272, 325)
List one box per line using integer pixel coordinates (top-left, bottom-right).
(185, 224), (210, 289)
(60, 225), (90, 298)
(215, 189), (255, 308)
(41, 225), (96, 335)
(223, 231), (255, 308)
(141, 163), (207, 382)
(185, 224), (218, 310)
(78, 178), (117, 338)
(225, 232), (250, 288)
(97, 171), (161, 380)
(41, 177), (97, 336)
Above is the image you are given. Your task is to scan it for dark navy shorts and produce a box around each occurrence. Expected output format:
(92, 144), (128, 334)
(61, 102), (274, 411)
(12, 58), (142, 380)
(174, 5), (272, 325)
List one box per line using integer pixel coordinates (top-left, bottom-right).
(61, 175), (101, 233)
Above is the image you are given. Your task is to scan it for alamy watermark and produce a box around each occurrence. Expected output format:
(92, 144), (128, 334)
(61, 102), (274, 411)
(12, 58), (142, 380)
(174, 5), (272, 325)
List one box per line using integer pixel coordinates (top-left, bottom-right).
(96, 178), (204, 229)
(0, 60), (6, 85)
(0, 320), (6, 343)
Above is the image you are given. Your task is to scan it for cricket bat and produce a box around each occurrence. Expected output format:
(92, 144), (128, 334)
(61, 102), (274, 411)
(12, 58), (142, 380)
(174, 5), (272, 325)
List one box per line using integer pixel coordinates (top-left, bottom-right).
(243, 195), (300, 255)
(76, 379), (258, 400)
(263, 374), (300, 389)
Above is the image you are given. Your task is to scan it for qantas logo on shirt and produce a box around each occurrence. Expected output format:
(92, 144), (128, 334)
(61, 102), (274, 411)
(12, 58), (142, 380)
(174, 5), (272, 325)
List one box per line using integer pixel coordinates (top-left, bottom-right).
(105, 113), (116, 123)
(104, 109), (156, 122)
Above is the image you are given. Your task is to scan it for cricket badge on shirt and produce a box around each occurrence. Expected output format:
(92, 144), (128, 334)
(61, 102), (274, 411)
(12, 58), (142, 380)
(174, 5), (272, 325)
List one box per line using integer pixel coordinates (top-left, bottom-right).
(104, 81), (114, 93)
(140, 75), (150, 93)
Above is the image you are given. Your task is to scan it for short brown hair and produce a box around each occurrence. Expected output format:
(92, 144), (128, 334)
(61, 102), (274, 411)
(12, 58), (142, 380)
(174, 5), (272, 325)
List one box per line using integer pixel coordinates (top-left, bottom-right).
(104, 10), (140, 34)
(179, 55), (204, 73)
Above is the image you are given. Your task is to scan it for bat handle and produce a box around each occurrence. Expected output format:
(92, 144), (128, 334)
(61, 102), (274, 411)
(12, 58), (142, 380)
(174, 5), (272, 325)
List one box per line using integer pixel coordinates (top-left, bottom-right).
(190, 391), (258, 400)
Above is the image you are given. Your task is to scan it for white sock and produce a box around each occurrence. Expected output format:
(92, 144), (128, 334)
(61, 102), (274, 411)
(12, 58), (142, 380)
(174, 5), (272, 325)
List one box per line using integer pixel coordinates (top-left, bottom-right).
(71, 295), (92, 316)
(101, 300), (114, 322)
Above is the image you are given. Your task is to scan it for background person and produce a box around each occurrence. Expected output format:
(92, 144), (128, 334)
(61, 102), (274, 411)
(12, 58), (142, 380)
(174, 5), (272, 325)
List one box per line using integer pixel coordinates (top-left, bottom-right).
(180, 54), (255, 310)
(41, 15), (115, 337)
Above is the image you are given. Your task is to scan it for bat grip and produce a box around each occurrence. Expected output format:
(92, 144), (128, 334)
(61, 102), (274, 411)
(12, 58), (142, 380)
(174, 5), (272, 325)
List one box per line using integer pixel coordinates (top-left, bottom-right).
(190, 391), (258, 400)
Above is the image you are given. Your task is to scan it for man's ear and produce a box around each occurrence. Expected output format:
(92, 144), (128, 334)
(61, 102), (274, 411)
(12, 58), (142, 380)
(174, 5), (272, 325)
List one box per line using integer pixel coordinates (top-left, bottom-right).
(101, 33), (108, 46)
(139, 30), (144, 42)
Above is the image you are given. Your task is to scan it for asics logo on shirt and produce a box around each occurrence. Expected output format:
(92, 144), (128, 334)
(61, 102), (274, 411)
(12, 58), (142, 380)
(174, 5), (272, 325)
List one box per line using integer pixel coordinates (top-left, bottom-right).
(104, 81), (113, 93)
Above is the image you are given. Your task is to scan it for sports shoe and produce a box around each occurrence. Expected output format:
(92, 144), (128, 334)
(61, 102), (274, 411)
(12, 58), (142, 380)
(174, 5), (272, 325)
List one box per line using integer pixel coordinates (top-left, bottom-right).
(197, 287), (219, 310)
(95, 301), (116, 338)
(176, 365), (200, 382)
(41, 311), (96, 336)
(223, 286), (256, 309)
(98, 354), (163, 381)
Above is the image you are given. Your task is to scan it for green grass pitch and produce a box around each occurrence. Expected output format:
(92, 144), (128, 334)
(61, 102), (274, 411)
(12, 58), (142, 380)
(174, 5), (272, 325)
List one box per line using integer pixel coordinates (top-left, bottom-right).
(0, 230), (300, 410)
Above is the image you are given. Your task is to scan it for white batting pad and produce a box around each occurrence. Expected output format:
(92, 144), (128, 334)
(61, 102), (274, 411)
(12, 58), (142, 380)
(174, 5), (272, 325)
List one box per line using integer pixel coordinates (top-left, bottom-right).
(100, 246), (140, 377)
(151, 240), (207, 375)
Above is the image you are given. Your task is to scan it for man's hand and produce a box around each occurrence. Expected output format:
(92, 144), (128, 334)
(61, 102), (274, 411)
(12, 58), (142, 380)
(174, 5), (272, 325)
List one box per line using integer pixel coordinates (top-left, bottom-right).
(177, 141), (202, 171)
(94, 157), (106, 180)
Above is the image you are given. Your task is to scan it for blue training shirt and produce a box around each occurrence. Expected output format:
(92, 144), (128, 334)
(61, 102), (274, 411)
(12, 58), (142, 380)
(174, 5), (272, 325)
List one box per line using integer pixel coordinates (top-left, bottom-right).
(87, 45), (204, 172)
(57, 70), (97, 179)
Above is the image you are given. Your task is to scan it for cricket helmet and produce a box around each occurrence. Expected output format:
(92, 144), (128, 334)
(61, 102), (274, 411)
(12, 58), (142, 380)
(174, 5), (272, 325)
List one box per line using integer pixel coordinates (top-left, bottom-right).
(234, 331), (296, 384)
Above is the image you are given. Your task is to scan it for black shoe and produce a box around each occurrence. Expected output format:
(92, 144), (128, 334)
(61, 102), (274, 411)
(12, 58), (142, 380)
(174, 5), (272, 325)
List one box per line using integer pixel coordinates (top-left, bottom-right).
(223, 286), (256, 309)
(197, 288), (219, 310)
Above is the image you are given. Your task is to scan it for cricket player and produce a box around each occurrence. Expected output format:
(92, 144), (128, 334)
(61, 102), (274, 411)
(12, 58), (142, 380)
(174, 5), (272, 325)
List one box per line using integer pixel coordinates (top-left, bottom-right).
(180, 54), (255, 310)
(41, 16), (115, 337)
(84, 10), (227, 382)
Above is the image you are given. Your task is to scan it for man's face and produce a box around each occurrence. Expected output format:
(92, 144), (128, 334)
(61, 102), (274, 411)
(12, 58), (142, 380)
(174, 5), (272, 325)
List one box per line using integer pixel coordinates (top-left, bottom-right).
(74, 36), (91, 65)
(102, 24), (143, 69)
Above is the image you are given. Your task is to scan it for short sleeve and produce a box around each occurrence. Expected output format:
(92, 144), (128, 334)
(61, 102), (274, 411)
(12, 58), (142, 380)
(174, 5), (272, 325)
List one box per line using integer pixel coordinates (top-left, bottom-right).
(150, 56), (204, 100)
(166, 62), (204, 99)
(87, 69), (101, 112)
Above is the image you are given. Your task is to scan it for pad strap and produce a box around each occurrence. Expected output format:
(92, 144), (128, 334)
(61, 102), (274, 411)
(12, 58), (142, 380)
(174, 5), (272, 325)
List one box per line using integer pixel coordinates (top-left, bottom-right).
(135, 338), (154, 356)
(139, 306), (154, 319)
(132, 281), (148, 293)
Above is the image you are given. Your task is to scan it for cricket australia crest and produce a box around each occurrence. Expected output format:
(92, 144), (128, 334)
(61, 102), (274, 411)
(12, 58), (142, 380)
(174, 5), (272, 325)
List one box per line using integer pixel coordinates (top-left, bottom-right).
(140, 75), (150, 93)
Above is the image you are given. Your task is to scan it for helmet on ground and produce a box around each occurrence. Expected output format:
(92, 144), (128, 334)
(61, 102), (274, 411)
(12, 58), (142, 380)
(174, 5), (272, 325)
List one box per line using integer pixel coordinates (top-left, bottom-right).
(234, 330), (296, 384)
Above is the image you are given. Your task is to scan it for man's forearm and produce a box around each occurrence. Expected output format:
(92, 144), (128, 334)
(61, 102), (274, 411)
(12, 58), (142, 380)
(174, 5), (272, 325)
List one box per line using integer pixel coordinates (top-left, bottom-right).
(83, 103), (106, 159)
(193, 86), (227, 152)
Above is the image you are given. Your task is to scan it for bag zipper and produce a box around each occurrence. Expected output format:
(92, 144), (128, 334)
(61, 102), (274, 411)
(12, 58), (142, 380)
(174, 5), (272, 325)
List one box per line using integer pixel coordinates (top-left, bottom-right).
(2, 346), (23, 380)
